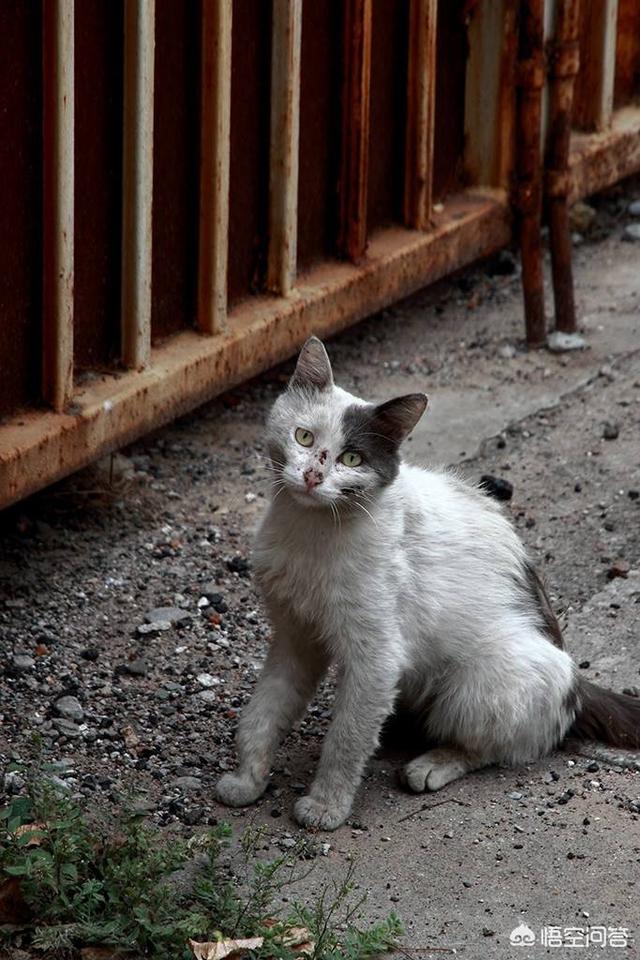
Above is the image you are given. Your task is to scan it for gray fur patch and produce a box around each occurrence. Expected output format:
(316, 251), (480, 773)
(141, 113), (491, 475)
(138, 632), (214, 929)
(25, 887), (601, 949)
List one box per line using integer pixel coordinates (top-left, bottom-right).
(341, 404), (400, 487)
(519, 561), (564, 649)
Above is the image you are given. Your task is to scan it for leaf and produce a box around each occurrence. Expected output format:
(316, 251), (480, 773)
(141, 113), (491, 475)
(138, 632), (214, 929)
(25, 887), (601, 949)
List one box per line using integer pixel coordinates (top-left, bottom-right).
(279, 925), (314, 956)
(14, 822), (47, 847)
(188, 936), (264, 960)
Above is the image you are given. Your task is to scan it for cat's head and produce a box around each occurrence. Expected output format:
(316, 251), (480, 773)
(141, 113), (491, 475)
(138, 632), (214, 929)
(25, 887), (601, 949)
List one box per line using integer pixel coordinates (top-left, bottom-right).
(266, 337), (427, 510)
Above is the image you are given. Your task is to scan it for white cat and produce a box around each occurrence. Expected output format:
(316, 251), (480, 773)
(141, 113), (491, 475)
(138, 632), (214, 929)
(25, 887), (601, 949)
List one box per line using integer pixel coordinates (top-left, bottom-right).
(215, 337), (640, 830)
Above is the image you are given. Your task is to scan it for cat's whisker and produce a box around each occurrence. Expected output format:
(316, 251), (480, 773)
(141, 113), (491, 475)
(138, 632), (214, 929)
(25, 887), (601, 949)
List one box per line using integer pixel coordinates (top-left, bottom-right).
(352, 499), (377, 526)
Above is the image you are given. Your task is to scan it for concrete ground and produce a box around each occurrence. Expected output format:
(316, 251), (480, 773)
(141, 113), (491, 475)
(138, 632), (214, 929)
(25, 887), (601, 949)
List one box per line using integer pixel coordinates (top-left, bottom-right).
(1, 182), (639, 957)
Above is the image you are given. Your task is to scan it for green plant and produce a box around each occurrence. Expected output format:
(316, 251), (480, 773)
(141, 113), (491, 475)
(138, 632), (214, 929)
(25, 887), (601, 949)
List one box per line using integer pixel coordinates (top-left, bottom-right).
(0, 779), (402, 959)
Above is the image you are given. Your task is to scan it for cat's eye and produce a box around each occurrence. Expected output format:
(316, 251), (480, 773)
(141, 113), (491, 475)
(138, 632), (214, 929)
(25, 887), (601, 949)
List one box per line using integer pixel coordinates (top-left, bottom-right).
(339, 451), (362, 467)
(295, 427), (314, 447)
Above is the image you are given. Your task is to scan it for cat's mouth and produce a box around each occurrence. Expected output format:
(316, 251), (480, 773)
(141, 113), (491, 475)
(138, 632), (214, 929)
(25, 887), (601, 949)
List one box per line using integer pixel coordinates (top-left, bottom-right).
(286, 482), (334, 508)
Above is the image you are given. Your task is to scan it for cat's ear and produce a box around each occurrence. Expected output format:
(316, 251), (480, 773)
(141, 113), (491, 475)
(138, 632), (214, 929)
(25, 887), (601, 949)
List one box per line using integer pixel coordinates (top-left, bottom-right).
(372, 393), (428, 444)
(290, 336), (334, 391)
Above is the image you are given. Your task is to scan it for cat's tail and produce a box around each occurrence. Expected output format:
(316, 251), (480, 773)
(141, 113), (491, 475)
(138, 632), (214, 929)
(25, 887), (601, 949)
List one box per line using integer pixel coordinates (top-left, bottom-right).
(569, 677), (640, 749)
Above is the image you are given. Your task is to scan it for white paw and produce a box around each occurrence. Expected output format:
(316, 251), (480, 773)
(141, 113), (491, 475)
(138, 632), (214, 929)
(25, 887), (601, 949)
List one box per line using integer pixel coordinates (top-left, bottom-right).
(294, 795), (349, 831)
(214, 772), (265, 807)
(402, 751), (468, 793)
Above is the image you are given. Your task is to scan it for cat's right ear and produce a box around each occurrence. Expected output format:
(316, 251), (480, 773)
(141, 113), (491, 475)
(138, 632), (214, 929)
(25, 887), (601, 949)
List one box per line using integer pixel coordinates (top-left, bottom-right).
(290, 336), (334, 392)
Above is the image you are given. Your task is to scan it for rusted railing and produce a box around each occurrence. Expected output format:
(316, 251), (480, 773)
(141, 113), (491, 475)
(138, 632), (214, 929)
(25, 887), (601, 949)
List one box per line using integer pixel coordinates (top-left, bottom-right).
(1, 0), (639, 510)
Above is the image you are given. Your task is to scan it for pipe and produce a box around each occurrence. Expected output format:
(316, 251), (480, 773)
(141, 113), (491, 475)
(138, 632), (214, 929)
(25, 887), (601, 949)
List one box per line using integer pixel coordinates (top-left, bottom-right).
(515, 0), (546, 347)
(545, 0), (581, 335)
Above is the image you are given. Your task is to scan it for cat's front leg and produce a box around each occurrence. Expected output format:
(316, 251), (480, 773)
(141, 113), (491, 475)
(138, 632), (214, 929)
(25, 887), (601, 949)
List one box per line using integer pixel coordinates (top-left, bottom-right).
(294, 652), (400, 830)
(216, 622), (327, 808)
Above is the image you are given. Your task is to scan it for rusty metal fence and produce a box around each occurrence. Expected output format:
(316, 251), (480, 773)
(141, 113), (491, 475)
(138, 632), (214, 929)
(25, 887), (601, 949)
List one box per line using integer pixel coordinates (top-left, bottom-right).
(1, 0), (639, 510)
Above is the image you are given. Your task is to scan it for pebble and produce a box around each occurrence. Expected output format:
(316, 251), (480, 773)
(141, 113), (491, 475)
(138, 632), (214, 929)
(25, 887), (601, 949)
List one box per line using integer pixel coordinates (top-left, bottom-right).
(12, 654), (35, 672)
(54, 695), (84, 722)
(117, 659), (149, 677)
(3, 771), (26, 794)
(622, 223), (640, 242)
(628, 200), (640, 217)
(196, 673), (220, 688)
(144, 606), (191, 626)
(53, 718), (83, 738)
(509, 791), (523, 800)
(196, 690), (218, 704)
(174, 776), (202, 792)
(622, 686), (639, 698)
(498, 344), (516, 360)
(602, 421), (620, 440)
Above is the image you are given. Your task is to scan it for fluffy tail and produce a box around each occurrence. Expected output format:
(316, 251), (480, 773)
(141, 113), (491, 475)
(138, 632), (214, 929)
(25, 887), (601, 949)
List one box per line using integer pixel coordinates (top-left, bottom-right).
(570, 678), (640, 749)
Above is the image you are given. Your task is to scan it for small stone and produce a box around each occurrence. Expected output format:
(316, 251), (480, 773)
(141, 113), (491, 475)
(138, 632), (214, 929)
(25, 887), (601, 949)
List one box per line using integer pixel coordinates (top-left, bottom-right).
(280, 837), (297, 849)
(622, 223), (640, 242)
(54, 695), (84, 722)
(587, 762), (599, 773)
(628, 200), (640, 217)
(548, 330), (586, 352)
(196, 690), (218, 705)
(245, 492), (257, 503)
(509, 791), (523, 800)
(80, 647), (100, 662)
(498, 343), (516, 360)
(482, 927), (496, 938)
(12, 654), (35, 672)
(579, 660), (590, 669)
(3, 771), (26, 794)
(121, 659), (148, 677)
(480, 475), (513, 502)
(144, 606), (191, 627)
(574, 482), (582, 492)
(227, 556), (250, 575)
(196, 673), (220, 689)
(174, 775), (202, 793)
(53, 718), (82, 738)
(628, 490), (639, 501)
(602, 421), (619, 440)
(607, 560), (630, 580)
(622, 686), (639, 698)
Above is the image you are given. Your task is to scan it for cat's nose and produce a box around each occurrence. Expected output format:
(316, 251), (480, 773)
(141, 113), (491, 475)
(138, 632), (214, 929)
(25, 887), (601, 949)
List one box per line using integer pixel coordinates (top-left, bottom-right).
(303, 468), (323, 490)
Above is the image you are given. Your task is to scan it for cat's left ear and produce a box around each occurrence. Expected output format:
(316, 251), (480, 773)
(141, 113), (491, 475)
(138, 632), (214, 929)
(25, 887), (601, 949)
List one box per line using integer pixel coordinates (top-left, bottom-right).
(290, 336), (334, 391)
(372, 393), (428, 444)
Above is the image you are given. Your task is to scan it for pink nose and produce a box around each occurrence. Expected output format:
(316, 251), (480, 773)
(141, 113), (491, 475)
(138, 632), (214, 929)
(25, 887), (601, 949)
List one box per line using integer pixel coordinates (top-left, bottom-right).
(303, 468), (323, 490)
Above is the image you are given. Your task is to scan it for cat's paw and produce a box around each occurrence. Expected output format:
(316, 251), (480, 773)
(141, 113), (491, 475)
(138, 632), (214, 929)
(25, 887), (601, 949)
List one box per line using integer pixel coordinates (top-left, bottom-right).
(400, 748), (474, 793)
(293, 795), (349, 831)
(214, 772), (265, 807)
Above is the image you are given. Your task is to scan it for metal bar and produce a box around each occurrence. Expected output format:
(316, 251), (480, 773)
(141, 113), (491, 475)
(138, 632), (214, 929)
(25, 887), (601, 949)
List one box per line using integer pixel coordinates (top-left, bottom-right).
(464, 0), (519, 189)
(515, 0), (547, 347)
(267, 0), (302, 295)
(545, 0), (581, 335)
(121, 0), (155, 368)
(0, 190), (511, 510)
(403, 0), (437, 230)
(42, 0), (74, 412)
(198, 0), (232, 332)
(337, 0), (372, 262)
(573, 0), (618, 131)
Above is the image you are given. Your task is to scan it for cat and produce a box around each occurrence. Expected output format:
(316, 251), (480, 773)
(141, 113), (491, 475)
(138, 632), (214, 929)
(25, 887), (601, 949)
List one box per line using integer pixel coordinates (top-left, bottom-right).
(215, 336), (640, 830)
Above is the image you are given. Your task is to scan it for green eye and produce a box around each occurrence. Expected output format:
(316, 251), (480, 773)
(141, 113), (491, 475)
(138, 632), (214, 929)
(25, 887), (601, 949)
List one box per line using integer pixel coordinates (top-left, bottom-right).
(340, 451), (362, 467)
(295, 427), (314, 447)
